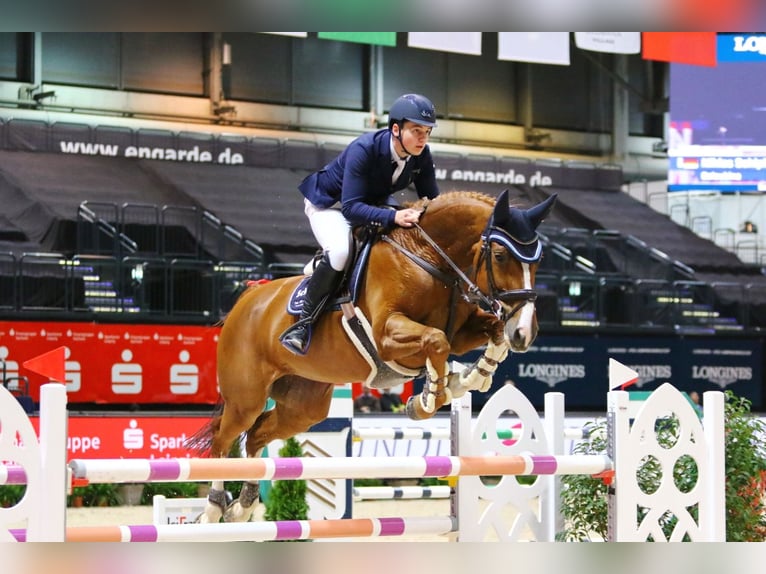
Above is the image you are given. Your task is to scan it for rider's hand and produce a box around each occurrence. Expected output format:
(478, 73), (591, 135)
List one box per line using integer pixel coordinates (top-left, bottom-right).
(394, 208), (422, 228)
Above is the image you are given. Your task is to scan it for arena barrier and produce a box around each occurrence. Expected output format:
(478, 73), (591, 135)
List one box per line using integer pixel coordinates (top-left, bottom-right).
(1, 361), (726, 542)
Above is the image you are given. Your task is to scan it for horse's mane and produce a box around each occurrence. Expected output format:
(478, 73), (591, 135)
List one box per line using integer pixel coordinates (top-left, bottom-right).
(388, 191), (495, 263)
(388, 190), (496, 248)
(403, 190), (496, 212)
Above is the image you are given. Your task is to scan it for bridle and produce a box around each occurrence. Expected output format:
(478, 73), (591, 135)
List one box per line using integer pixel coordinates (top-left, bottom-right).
(477, 224), (539, 321)
(381, 220), (539, 323)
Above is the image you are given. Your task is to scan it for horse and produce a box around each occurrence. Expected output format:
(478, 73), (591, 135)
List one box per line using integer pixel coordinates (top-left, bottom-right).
(189, 189), (557, 523)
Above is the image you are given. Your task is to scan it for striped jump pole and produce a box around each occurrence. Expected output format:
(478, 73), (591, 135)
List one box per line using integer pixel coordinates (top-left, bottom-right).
(0, 464), (27, 486)
(353, 485), (452, 500)
(10, 515), (456, 542)
(69, 454), (612, 484)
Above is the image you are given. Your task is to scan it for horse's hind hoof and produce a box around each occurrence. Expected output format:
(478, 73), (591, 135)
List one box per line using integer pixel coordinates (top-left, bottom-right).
(195, 509), (222, 524)
(223, 499), (256, 523)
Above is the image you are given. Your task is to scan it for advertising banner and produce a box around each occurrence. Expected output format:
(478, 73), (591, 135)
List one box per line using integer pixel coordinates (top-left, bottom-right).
(717, 33), (766, 62)
(0, 321), (220, 404)
(27, 415), (208, 459)
(443, 333), (763, 411)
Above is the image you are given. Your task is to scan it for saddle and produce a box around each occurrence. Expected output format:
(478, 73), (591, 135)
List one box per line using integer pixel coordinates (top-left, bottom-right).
(286, 224), (377, 316)
(286, 225), (422, 387)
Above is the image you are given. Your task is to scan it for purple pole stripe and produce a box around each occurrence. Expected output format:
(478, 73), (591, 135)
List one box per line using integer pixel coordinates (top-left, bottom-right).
(531, 456), (558, 475)
(129, 525), (159, 542)
(424, 456), (454, 477)
(275, 520), (303, 540)
(10, 529), (26, 542)
(378, 517), (406, 536)
(8, 466), (27, 484)
(148, 460), (182, 481)
(272, 458), (304, 479)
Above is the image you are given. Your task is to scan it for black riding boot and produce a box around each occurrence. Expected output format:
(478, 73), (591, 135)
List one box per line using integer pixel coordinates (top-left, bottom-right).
(279, 255), (343, 355)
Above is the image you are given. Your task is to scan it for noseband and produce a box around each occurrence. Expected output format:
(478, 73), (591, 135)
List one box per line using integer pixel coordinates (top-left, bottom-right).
(477, 231), (538, 322)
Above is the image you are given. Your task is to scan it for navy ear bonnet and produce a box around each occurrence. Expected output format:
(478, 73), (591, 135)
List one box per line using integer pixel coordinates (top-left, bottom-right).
(483, 190), (557, 263)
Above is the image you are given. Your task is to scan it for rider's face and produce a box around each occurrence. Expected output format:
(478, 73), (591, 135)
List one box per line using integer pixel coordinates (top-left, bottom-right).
(394, 121), (433, 156)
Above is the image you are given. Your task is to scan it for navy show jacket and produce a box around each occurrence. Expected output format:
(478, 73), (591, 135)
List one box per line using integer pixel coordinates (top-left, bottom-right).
(298, 128), (440, 228)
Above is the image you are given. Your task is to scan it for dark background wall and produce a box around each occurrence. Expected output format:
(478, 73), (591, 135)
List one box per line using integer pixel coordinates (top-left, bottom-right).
(0, 32), (665, 145)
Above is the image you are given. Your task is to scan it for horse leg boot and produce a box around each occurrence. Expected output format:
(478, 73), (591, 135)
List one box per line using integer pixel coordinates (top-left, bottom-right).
(405, 358), (451, 420)
(196, 480), (229, 523)
(223, 480), (260, 522)
(447, 340), (510, 398)
(280, 253), (343, 355)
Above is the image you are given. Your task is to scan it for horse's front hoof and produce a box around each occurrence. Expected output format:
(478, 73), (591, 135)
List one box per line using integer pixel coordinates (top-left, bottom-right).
(405, 394), (444, 420)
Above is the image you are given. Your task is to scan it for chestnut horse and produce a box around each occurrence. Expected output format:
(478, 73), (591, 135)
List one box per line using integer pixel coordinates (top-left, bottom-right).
(191, 189), (556, 523)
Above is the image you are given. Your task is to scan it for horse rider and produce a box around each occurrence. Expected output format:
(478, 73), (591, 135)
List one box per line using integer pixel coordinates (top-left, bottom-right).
(280, 93), (442, 355)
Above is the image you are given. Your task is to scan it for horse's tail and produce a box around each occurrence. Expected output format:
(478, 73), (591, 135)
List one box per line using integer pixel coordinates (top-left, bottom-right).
(188, 279), (273, 455)
(185, 401), (224, 457)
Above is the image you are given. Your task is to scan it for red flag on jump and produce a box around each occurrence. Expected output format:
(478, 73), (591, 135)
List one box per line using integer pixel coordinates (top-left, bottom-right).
(23, 346), (66, 383)
(608, 358), (639, 391)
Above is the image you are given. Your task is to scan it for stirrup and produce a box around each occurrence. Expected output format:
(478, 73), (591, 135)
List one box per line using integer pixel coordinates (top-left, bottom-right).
(280, 322), (310, 355)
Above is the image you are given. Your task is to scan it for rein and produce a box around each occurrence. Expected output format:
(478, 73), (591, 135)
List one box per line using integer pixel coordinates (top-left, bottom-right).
(381, 222), (534, 322)
(411, 222), (497, 311)
(380, 231), (463, 338)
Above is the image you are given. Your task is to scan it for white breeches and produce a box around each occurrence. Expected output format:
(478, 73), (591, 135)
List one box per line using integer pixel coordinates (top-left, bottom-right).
(304, 198), (351, 272)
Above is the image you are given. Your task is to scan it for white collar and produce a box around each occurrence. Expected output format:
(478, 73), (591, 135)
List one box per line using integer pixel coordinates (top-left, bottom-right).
(389, 136), (409, 164)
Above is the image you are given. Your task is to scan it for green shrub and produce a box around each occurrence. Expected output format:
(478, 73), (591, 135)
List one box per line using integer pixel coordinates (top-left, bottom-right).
(0, 485), (26, 507)
(722, 392), (766, 541)
(69, 482), (120, 507)
(263, 437), (309, 524)
(141, 481), (200, 504)
(557, 390), (766, 542)
(353, 478), (385, 487)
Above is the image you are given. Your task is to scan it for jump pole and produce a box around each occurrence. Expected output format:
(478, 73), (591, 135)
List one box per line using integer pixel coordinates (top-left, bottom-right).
(0, 465), (27, 486)
(68, 453), (612, 483)
(352, 485), (452, 500)
(12, 515), (456, 543)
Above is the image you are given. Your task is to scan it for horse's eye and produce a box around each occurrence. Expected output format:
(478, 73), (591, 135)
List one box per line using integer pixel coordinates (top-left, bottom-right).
(493, 250), (508, 264)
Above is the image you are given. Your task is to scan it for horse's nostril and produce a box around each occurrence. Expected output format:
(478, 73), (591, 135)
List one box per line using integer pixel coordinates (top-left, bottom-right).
(511, 326), (534, 348)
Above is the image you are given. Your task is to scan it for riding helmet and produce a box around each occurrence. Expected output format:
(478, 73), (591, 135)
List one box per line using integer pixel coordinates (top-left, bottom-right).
(388, 94), (437, 129)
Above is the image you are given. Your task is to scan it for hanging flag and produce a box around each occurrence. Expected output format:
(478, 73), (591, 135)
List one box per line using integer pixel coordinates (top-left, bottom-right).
(574, 32), (640, 54)
(318, 32), (396, 46)
(407, 33), (482, 56)
(497, 32), (570, 65)
(668, 0), (753, 32)
(642, 32), (717, 67)
(260, 32), (308, 38)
